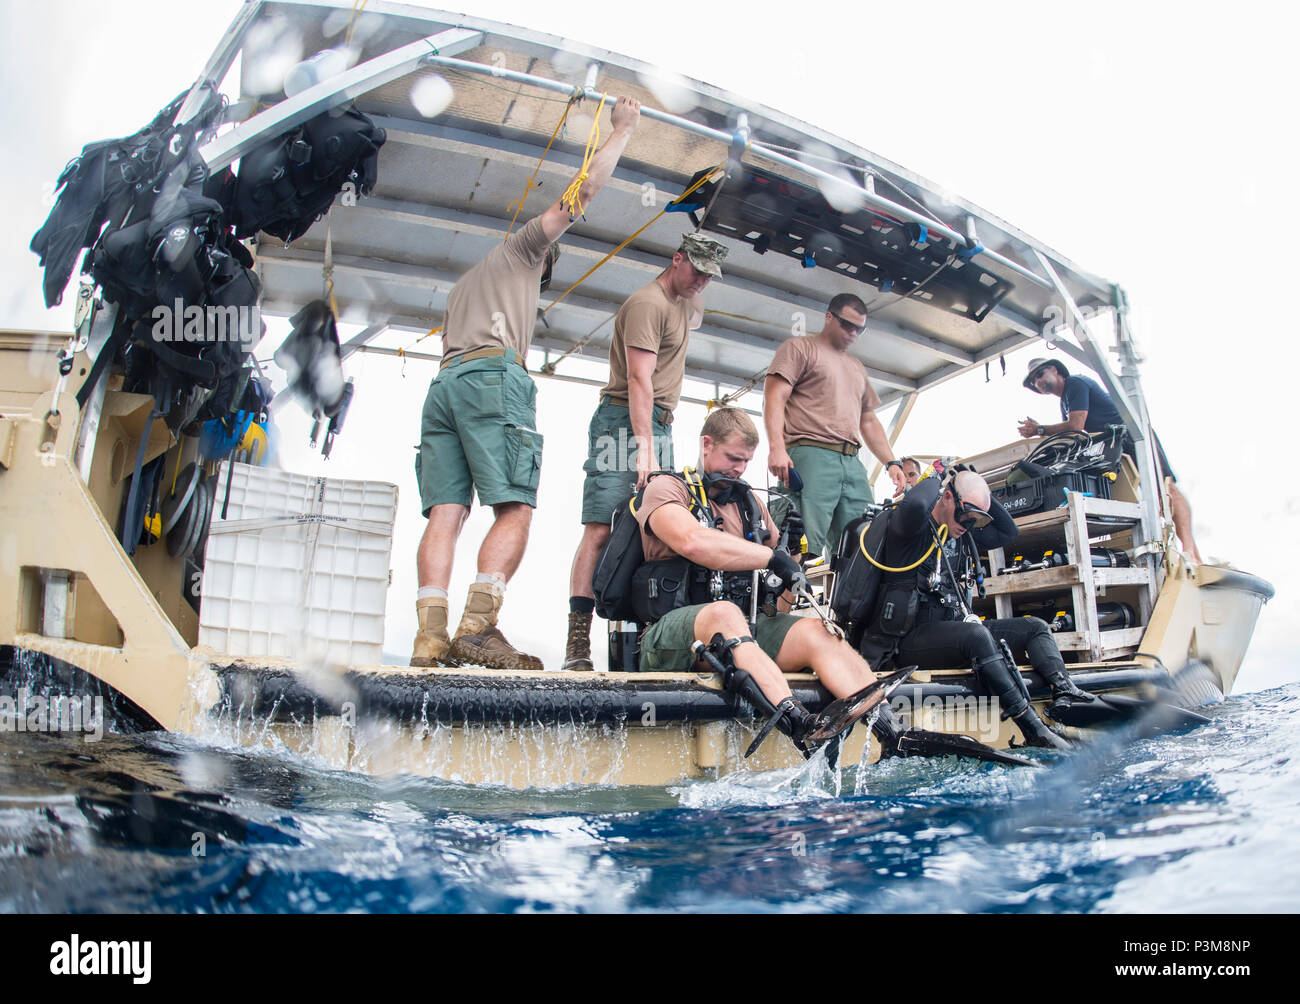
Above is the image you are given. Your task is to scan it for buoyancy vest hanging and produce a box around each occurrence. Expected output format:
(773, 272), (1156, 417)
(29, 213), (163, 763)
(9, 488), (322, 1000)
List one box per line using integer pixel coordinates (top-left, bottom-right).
(230, 104), (386, 243)
(30, 86), (228, 308)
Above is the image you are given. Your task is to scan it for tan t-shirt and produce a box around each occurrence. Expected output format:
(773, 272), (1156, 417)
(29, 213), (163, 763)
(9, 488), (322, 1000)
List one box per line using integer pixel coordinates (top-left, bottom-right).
(440, 217), (551, 360)
(635, 475), (776, 563)
(767, 334), (881, 446)
(601, 280), (692, 412)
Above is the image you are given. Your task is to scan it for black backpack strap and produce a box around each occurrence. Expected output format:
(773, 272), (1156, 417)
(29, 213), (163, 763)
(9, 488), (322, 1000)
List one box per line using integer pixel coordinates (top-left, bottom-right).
(137, 335), (219, 385)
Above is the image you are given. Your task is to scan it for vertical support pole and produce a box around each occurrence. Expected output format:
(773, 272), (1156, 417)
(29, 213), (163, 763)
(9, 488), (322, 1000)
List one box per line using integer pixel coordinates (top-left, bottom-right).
(989, 544), (1013, 619)
(1111, 287), (1166, 596)
(74, 302), (118, 484)
(1066, 491), (1101, 661)
(868, 391), (918, 484)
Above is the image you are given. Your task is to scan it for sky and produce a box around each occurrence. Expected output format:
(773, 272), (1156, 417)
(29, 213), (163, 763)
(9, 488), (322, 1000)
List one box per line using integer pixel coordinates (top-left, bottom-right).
(2, 0), (1296, 691)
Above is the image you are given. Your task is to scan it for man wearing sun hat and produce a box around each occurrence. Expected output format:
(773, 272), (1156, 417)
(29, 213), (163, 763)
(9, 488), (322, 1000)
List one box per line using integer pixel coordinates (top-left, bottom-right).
(1017, 356), (1201, 562)
(561, 232), (728, 671)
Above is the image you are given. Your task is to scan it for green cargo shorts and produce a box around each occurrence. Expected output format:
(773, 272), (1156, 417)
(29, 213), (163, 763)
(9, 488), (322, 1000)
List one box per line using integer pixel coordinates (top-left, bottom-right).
(417, 356), (543, 515)
(639, 604), (803, 672)
(768, 443), (874, 557)
(580, 397), (675, 525)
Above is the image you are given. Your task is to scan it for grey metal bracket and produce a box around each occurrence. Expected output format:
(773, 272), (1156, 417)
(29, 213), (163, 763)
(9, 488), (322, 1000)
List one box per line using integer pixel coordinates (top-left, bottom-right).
(198, 25), (483, 173)
(176, 1), (266, 126)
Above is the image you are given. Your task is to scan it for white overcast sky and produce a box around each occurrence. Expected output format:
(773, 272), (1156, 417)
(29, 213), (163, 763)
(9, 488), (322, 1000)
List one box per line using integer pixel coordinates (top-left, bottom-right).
(2, 0), (1296, 690)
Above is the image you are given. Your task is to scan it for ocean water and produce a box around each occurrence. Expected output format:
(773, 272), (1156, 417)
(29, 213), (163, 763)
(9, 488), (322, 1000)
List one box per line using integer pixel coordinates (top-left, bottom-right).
(1, 682), (1297, 914)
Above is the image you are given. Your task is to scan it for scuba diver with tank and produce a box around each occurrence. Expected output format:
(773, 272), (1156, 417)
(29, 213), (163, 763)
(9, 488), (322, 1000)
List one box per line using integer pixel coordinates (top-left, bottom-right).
(833, 464), (1076, 750)
(926, 461), (1139, 728)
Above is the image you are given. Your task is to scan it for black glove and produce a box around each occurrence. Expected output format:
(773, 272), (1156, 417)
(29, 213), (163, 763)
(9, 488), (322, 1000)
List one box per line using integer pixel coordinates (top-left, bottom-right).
(780, 509), (806, 555)
(766, 547), (805, 592)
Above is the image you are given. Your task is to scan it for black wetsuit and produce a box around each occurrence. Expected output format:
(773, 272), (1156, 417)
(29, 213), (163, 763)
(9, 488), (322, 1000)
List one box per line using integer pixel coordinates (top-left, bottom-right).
(862, 477), (1063, 727)
(933, 493), (1073, 694)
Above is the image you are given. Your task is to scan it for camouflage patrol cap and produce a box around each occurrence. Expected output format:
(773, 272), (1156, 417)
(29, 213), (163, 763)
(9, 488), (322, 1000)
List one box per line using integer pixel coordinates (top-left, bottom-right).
(678, 233), (728, 277)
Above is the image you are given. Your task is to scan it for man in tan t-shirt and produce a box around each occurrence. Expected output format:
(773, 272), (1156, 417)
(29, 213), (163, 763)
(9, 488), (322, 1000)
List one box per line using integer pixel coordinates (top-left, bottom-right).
(560, 232), (728, 671)
(412, 96), (641, 671)
(764, 292), (908, 559)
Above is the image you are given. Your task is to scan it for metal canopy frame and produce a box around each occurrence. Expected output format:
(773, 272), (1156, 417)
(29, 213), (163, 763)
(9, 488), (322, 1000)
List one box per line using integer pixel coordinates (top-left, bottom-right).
(187, 0), (1157, 491)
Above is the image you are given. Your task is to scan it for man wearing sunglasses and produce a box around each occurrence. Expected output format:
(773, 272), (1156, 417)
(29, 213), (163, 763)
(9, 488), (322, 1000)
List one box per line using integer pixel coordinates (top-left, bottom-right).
(859, 467), (1072, 749)
(562, 232), (728, 670)
(765, 294), (907, 560)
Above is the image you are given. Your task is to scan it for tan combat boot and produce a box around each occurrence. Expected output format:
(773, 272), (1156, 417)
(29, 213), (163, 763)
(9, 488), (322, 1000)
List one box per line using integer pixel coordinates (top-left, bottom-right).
(446, 582), (544, 671)
(410, 597), (452, 667)
(560, 610), (594, 672)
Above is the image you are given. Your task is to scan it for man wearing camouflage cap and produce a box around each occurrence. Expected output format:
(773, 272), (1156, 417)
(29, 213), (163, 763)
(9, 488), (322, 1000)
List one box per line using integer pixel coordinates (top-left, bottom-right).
(561, 232), (728, 671)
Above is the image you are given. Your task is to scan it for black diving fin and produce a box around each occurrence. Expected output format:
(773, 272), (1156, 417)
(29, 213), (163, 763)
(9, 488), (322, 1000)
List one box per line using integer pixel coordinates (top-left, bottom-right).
(801, 667), (917, 746)
(893, 729), (1040, 768)
(1046, 691), (1210, 732)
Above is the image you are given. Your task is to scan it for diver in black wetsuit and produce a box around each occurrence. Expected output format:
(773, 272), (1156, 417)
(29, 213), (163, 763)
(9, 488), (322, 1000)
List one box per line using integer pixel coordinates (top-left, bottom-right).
(860, 467), (1071, 749)
(930, 471), (1107, 722)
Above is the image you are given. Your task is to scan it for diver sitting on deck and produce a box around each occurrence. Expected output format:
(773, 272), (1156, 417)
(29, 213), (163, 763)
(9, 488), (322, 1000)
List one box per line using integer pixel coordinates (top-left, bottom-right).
(909, 460), (1115, 725)
(1017, 356), (1201, 563)
(857, 467), (1072, 749)
(630, 407), (892, 756)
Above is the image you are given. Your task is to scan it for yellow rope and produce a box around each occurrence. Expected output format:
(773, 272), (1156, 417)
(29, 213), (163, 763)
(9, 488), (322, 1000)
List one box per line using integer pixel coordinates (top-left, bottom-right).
(708, 366), (768, 409)
(559, 93), (607, 221)
(541, 162), (725, 319)
(324, 213), (339, 321)
(504, 92), (580, 238)
(345, 0), (367, 46)
(400, 160), (727, 359)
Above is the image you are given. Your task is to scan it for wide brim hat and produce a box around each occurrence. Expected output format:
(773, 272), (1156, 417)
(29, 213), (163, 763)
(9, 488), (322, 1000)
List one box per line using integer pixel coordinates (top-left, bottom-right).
(1023, 357), (1069, 392)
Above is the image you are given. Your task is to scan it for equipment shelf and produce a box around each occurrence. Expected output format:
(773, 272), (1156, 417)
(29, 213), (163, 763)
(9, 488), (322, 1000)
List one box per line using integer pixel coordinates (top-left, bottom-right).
(984, 492), (1158, 661)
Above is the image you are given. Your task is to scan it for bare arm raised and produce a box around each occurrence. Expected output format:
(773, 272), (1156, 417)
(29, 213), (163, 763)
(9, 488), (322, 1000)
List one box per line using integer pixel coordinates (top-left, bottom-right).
(537, 96), (641, 243)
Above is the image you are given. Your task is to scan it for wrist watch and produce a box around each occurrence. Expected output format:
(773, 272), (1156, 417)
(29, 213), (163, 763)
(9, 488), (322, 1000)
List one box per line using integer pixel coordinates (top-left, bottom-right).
(886, 459), (903, 471)
(1036, 425), (1045, 436)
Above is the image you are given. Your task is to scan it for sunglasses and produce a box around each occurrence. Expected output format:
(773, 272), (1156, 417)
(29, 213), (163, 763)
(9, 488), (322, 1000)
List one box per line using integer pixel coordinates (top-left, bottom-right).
(831, 312), (866, 336)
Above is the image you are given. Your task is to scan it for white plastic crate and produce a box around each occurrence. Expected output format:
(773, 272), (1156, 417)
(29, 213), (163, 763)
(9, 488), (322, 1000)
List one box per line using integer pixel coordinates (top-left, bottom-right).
(198, 463), (398, 666)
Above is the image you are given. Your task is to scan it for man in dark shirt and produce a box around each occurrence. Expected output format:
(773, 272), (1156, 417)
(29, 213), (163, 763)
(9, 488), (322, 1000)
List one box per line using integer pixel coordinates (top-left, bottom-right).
(1017, 358), (1122, 436)
(1016, 357), (1201, 562)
